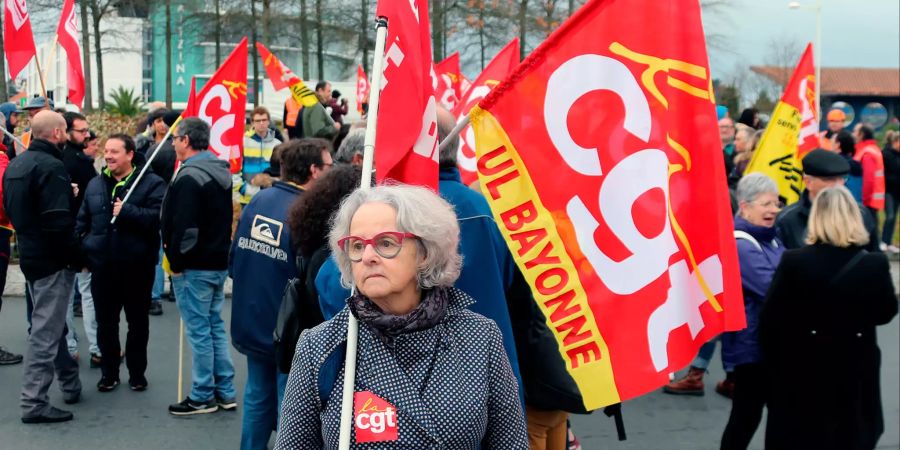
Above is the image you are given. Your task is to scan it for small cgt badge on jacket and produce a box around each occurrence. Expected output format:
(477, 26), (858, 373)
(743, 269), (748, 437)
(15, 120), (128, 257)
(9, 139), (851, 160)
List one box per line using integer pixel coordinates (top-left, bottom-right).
(353, 391), (398, 443)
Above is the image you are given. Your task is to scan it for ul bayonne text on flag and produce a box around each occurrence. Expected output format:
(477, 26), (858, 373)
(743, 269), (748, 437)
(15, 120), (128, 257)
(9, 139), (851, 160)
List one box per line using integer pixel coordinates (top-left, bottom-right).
(468, 0), (745, 411)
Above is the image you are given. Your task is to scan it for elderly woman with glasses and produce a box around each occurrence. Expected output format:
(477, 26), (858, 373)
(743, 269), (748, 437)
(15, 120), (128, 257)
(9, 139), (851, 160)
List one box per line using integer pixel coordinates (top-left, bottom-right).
(276, 184), (528, 449)
(720, 173), (785, 450)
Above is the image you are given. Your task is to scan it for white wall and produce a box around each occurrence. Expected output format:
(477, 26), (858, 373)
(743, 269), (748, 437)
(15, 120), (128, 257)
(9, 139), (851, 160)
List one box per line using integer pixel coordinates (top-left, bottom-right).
(23, 15), (143, 110)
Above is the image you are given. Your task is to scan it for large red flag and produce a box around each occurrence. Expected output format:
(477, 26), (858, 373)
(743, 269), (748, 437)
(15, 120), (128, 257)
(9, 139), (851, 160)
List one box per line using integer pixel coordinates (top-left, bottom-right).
(469, 0), (743, 410)
(374, 0), (438, 189)
(56, 0), (84, 109)
(183, 38), (248, 174)
(452, 38), (519, 184)
(3, 0), (38, 80)
(434, 52), (461, 110)
(356, 64), (369, 114)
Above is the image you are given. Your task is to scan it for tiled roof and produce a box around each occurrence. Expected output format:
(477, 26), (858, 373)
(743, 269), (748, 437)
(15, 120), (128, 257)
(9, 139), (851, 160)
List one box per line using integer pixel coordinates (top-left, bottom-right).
(750, 66), (900, 97)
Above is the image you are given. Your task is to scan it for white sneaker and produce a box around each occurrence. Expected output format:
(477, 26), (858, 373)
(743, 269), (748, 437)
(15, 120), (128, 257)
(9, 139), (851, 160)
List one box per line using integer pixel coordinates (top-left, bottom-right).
(888, 245), (900, 254)
(879, 242), (888, 252)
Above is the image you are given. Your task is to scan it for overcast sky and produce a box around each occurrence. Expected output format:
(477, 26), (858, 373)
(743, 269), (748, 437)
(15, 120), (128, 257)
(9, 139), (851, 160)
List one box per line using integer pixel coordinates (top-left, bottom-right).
(703, 0), (900, 80)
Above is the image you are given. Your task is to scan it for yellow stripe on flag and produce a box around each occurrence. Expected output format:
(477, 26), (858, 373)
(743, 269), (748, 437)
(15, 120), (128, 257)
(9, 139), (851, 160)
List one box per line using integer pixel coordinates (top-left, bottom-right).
(471, 106), (620, 410)
(744, 100), (804, 204)
(289, 81), (320, 108)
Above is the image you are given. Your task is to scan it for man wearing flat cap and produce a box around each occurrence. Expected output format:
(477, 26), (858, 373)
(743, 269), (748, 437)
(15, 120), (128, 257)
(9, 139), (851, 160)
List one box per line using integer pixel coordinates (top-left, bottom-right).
(776, 149), (879, 250)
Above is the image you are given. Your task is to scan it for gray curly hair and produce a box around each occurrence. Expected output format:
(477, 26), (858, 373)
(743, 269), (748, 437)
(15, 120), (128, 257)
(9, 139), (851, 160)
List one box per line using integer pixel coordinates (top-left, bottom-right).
(328, 184), (462, 289)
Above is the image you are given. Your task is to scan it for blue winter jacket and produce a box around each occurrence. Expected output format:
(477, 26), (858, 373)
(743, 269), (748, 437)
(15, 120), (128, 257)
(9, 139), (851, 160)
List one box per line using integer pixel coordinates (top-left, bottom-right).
(721, 215), (785, 368)
(314, 167), (523, 388)
(229, 181), (303, 359)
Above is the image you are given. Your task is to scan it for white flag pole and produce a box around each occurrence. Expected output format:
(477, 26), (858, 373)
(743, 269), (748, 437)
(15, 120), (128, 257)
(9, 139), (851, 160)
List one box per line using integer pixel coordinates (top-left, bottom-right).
(337, 16), (388, 450)
(0, 126), (27, 150)
(436, 115), (470, 154)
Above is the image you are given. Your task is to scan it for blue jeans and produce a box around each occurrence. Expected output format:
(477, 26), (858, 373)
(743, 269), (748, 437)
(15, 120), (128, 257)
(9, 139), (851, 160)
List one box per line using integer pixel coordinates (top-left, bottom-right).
(241, 354), (289, 450)
(151, 245), (164, 302)
(691, 337), (732, 372)
(882, 192), (899, 246)
(172, 270), (235, 402)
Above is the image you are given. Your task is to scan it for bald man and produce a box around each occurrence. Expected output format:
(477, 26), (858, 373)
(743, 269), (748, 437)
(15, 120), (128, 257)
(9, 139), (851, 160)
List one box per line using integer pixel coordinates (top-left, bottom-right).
(3, 110), (82, 424)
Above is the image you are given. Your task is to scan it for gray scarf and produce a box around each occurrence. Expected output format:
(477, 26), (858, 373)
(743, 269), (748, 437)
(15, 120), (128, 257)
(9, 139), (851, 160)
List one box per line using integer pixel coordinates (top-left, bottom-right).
(349, 287), (450, 346)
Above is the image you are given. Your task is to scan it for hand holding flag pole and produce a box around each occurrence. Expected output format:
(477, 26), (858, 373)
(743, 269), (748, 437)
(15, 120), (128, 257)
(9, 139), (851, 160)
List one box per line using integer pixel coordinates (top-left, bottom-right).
(337, 17), (387, 450)
(0, 127), (26, 150)
(110, 77), (195, 224)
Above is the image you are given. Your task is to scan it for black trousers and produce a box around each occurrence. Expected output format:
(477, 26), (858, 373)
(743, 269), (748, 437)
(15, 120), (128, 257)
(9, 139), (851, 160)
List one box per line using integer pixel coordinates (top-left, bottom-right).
(92, 264), (155, 381)
(720, 362), (767, 450)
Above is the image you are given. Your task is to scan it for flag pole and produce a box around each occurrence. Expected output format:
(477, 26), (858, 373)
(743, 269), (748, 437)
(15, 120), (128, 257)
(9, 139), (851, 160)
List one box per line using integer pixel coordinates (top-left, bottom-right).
(337, 16), (387, 450)
(437, 115), (470, 153)
(110, 116), (181, 224)
(0, 126), (27, 150)
(42, 35), (60, 100)
(32, 54), (49, 100)
(177, 317), (184, 401)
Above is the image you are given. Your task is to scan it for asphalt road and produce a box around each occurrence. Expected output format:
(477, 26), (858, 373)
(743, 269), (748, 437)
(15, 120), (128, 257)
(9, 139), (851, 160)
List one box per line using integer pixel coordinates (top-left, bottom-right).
(0, 261), (897, 450)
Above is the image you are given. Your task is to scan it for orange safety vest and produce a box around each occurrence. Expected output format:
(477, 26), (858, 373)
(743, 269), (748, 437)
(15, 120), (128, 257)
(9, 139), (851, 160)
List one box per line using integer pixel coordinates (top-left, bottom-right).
(284, 98), (301, 127)
(854, 141), (886, 210)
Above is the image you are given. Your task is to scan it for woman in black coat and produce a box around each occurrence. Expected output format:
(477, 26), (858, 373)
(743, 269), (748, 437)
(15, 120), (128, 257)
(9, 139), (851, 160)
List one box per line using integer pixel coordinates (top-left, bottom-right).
(759, 186), (898, 450)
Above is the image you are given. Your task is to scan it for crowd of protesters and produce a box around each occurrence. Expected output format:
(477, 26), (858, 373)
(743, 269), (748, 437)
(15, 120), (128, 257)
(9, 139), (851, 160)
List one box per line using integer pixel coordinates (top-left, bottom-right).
(0, 88), (896, 450)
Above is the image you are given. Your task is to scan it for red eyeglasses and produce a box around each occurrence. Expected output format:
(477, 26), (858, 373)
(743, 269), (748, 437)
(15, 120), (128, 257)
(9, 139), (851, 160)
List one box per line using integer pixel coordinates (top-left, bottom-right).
(338, 231), (418, 262)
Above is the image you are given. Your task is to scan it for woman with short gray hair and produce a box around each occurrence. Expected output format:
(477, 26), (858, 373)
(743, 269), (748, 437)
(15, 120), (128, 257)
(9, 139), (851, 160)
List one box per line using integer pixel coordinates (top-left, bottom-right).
(276, 184), (528, 449)
(720, 172), (785, 449)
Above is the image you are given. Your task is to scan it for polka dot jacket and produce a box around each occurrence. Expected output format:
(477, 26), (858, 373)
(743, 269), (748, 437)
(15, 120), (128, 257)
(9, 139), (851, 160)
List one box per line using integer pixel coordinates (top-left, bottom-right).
(275, 287), (529, 449)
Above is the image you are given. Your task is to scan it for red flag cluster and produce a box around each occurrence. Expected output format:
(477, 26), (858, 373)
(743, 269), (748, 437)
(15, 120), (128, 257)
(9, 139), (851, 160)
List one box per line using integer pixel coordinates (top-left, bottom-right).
(3, 0), (38, 82)
(3, 0), (85, 109)
(373, 0), (439, 189)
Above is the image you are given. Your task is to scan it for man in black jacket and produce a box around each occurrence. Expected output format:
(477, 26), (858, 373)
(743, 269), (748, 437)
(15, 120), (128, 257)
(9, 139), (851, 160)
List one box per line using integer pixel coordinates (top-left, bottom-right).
(3, 110), (81, 424)
(61, 111), (101, 366)
(77, 134), (166, 392)
(161, 117), (236, 415)
(776, 149), (879, 251)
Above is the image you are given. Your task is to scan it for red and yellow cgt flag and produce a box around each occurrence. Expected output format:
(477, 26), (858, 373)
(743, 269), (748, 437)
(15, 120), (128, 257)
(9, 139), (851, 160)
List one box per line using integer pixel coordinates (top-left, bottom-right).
(744, 43), (817, 205)
(470, 0), (744, 410)
(184, 38), (249, 174)
(256, 42), (319, 108)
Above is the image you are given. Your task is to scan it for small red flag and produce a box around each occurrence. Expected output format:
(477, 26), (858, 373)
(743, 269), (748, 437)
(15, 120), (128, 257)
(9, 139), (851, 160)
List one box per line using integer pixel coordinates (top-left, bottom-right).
(182, 38), (248, 174)
(356, 64), (369, 114)
(434, 52), (461, 110)
(3, 0), (38, 80)
(374, 0), (438, 189)
(56, 0), (85, 109)
(452, 38), (519, 184)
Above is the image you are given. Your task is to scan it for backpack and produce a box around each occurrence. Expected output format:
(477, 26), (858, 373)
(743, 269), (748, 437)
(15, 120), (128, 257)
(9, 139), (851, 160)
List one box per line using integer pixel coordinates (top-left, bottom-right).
(274, 248), (329, 374)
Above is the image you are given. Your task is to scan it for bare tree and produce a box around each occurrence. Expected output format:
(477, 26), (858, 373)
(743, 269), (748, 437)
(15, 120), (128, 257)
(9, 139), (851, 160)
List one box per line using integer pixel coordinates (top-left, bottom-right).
(300, 0), (310, 79)
(262, 0), (272, 45)
(214, 0), (223, 66)
(88, 0), (118, 109)
(250, 0), (260, 106)
(432, 0), (445, 61)
(763, 35), (804, 91)
(315, 0), (324, 79)
(517, 0), (527, 61)
(359, 0), (369, 73)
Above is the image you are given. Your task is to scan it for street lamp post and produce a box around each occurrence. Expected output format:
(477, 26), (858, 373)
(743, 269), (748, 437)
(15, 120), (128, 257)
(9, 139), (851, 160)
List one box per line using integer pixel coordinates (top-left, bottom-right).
(789, 0), (823, 118)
